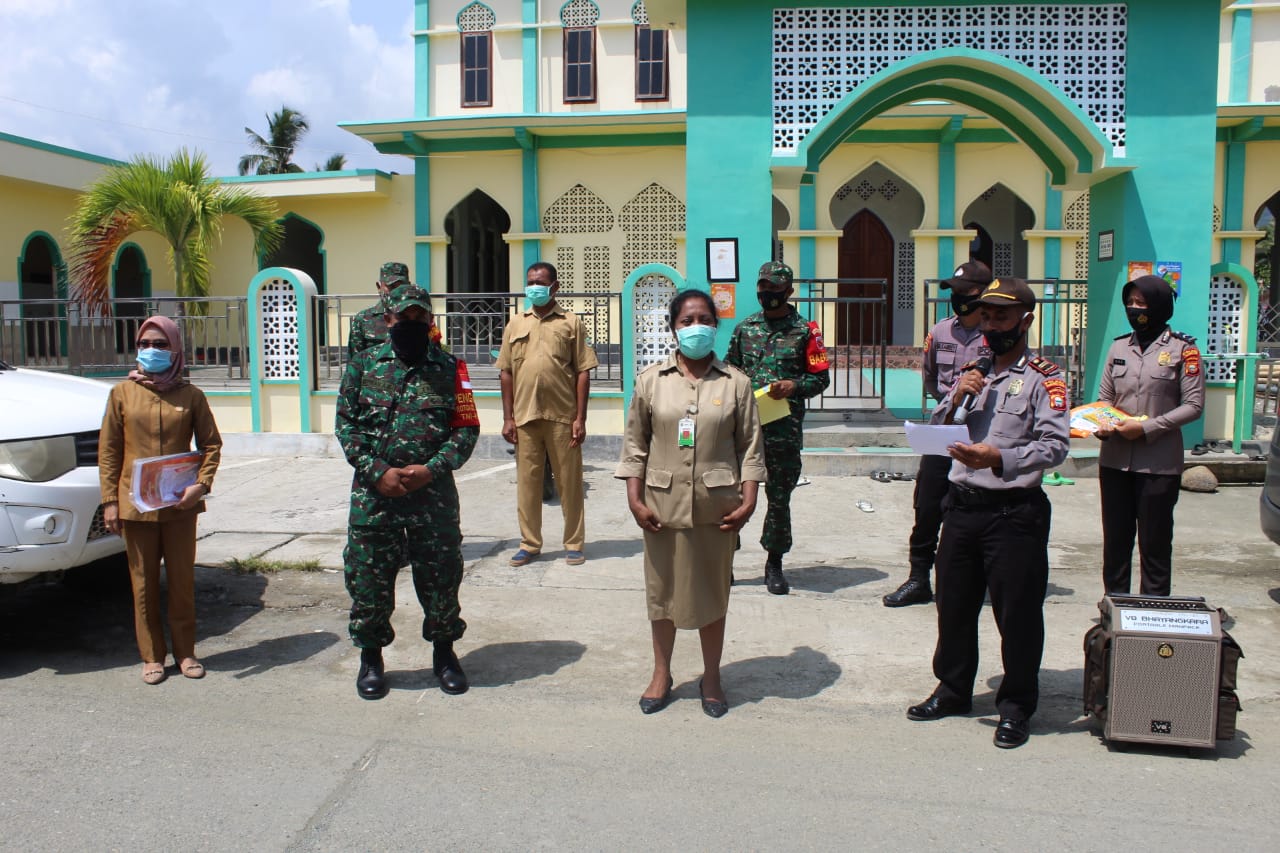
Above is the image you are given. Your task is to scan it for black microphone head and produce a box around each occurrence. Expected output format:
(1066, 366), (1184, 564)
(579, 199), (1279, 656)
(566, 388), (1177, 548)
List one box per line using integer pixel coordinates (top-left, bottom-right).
(974, 356), (993, 375)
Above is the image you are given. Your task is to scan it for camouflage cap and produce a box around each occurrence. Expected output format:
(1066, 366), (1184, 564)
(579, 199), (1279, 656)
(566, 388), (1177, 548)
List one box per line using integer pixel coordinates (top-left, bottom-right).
(757, 261), (794, 288)
(385, 285), (432, 315)
(941, 259), (994, 290)
(379, 261), (410, 287)
(977, 277), (1037, 309)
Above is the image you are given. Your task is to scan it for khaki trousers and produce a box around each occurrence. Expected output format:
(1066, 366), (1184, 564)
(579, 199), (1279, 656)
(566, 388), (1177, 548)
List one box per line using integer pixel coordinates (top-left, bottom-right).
(122, 515), (198, 663)
(516, 419), (585, 552)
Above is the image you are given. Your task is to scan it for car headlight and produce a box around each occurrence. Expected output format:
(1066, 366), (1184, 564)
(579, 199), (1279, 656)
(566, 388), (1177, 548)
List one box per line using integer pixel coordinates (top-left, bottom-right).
(0, 435), (78, 482)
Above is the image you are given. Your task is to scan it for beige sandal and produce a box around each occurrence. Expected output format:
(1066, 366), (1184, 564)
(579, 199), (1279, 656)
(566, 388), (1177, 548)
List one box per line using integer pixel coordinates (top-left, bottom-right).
(179, 658), (205, 679)
(142, 663), (167, 685)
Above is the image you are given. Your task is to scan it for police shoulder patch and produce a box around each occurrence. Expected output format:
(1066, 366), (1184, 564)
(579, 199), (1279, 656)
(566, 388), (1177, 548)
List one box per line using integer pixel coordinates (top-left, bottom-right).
(1028, 356), (1061, 376)
(923, 332), (933, 353)
(1042, 377), (1068, 411)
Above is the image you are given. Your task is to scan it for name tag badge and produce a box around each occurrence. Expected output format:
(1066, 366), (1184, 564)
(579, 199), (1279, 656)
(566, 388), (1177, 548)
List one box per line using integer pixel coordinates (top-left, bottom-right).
(677, 416), (696, 448)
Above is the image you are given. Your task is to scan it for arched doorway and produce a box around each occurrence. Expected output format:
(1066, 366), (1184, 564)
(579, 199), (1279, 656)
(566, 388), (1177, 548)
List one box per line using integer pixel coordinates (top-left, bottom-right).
(837, 209), (893, 346)
(445, 190), (511, 360)
(18, 232), (64, 361)
(962, 183), (1034, 277)
(772, 196), (790, 262)
(112, 243), (150, 354)
(262, 214), (326, 343)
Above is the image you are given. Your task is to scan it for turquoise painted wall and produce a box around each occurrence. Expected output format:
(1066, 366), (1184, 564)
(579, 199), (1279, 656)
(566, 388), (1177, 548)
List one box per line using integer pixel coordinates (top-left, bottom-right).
(684, 2), (776, 346)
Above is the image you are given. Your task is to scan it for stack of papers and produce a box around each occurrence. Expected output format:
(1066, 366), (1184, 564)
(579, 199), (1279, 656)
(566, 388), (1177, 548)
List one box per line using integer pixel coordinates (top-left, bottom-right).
(130, 451), (202, 512)
(753, 387), (791, 425)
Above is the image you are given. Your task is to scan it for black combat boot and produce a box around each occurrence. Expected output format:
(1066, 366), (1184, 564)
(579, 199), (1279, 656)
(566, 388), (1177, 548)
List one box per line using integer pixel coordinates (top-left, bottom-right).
(764, 552), (789, 595)
(356, 647), (388, 700)
(433, 641), (469, 695)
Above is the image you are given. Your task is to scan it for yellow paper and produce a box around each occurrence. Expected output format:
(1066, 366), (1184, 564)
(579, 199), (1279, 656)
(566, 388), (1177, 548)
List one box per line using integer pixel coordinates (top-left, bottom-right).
(754, 386), (791, 425)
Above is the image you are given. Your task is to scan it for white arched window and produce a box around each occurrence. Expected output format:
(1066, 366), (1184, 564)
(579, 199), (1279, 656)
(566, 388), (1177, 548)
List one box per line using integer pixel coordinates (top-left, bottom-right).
(561, 0), (600, 103)
(458, 2), (496, 107)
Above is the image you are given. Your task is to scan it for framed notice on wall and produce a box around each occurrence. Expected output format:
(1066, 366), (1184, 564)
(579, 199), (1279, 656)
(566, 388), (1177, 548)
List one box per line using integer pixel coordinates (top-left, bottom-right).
(706, 238), (739, 283)
(1098, 230), (1114, 262)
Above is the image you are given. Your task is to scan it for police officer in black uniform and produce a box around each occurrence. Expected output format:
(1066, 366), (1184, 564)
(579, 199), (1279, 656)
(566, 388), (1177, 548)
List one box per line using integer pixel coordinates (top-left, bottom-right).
(905, 278), (1070, 749)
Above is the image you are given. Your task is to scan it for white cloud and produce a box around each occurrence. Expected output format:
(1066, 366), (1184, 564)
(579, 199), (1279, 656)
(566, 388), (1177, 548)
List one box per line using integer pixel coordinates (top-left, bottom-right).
(0, 0), (415, 175)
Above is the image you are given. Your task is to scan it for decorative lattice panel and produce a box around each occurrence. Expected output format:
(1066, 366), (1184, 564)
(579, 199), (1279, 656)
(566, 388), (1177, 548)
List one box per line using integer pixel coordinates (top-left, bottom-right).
(994, 242), (1014, 277)
(584, 246), (611, 294)
(772, 5), (1128, 155)
(1207, 274), (1244, 383)
(1065, 191), (1090, 282)
(458, 1), (495, 31)
(1212, 205), (1222, 233)
(543, 184), (616, 233)
(621, 183), (686, 276)
(632, 1), (649, 26)
(561, 0), (600, 27)
(556, 246), (576, 290)
(895, 242), (915, 311)
(258, 279), (300, 379)
(634, 273), (677, 372)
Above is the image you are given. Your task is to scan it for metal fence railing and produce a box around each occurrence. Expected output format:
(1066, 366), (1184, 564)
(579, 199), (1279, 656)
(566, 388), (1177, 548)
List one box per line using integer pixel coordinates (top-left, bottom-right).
(0, 297), (251, 382)
(793, 278), (890, 412)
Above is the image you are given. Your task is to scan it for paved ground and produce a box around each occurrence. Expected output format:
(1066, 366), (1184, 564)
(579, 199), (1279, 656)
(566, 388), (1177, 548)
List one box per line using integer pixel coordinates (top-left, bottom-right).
(2, 452), (1279, 851)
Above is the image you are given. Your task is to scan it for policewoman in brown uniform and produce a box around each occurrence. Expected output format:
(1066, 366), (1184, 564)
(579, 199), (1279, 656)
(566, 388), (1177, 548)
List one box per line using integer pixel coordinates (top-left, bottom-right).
(1096, 274), (1205, 597)
(905, 278), (1070, 749)
(617, 289), (766, 718)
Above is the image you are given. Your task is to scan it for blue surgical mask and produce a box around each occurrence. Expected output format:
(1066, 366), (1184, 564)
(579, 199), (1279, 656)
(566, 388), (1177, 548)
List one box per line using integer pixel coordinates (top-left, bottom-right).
(526, 284), (552, 307)
(136, 347), (172, 373)
(675, 324), (716, 359)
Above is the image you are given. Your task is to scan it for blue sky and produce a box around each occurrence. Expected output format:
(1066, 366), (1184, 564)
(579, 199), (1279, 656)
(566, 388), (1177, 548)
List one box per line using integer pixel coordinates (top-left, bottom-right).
(0, 0), (417, 176)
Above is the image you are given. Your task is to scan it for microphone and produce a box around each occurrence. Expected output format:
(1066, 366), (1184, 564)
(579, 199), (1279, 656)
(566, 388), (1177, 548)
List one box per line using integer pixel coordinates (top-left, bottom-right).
(952, 356), (993, 425)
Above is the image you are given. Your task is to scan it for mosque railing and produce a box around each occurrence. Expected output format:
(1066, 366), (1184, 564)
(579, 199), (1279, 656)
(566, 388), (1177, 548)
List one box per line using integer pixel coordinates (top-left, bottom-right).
(792, 278), (891, 414)
(0, 296), (250, 383)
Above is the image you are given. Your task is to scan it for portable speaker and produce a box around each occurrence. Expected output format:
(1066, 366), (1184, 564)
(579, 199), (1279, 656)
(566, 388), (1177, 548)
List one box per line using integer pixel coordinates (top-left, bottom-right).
(1101, 594), (1222, 749)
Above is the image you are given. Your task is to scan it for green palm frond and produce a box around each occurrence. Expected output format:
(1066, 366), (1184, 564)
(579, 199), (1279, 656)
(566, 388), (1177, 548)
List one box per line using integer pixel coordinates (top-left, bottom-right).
(67, 148), (283, 314)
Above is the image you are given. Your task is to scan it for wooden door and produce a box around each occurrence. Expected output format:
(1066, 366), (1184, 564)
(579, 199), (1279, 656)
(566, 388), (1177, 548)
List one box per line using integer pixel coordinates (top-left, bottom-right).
(837, 210), (893, 345)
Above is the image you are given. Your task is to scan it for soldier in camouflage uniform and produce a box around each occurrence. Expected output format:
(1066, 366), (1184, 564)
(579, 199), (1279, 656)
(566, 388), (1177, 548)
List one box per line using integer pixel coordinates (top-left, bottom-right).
(725, 261), (830, 595)
(335, 286), (480, 700)
(347, 261), (442, 359)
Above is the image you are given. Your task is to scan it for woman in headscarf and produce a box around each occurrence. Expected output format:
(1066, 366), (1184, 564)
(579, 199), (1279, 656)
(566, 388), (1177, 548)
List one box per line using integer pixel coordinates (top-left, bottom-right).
(1095, 275), (1204, 596)
(99, 315), (222, 684)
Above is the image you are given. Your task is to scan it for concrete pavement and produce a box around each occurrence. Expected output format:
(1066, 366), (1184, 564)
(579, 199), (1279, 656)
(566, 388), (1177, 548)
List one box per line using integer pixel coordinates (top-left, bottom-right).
(2, 448), (1279, 851)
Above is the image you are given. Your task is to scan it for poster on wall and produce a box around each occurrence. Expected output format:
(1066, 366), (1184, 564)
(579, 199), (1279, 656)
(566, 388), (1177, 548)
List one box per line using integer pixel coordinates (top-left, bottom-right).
(1156, 261), (1182, 296)
(711, 283), (736, 319)
(706, 238), (739, 283)
(1098, 230), (1114, 262)
(1127, 260), (1154, 281)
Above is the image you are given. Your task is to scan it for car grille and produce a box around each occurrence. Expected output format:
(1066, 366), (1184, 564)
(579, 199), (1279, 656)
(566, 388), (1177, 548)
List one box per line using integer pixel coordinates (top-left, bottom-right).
(87, 504), (112, 541)
(73, 430), (100, 467)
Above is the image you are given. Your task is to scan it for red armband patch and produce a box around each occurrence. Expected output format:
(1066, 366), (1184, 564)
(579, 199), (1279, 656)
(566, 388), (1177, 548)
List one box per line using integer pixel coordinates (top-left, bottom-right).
(923, 332), (933, 354)
(1182, 346), (1201, 377)
(1043, 377), (1067, 411)
(805, 321), (830, 373)
(450, 360), (481, 428)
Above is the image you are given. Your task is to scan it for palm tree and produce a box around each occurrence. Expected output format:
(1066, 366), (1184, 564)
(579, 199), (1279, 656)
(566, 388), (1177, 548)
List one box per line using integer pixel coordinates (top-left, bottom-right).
(68, 149), (282, 315)
(316, 153), (347, 172)
(238, 106), (309, 176)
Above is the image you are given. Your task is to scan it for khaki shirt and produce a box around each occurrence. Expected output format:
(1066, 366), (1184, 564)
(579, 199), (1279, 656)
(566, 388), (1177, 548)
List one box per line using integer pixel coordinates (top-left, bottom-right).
(495, 303), (599, 426)
(938, 351), (1071, 491)
(616, 355), (768, 529)
(1098, 329), (1205, 475)
(923, 316), (991, 402)
(99, 380), (222, 522)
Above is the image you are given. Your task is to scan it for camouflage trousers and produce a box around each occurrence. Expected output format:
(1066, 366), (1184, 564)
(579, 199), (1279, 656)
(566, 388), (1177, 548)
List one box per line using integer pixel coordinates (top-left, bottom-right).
(344, 519), (466, 649)
(760, 415), (804, 555)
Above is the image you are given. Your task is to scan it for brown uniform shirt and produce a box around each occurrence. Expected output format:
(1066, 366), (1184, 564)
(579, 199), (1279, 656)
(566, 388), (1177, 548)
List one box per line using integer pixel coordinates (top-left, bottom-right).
(1098, 329), (1205, 475)
(99, 380), (222, 522)
(495, 303), (599, 426)
(939, 351), (1071, 490)
(616, 355), (768, 529)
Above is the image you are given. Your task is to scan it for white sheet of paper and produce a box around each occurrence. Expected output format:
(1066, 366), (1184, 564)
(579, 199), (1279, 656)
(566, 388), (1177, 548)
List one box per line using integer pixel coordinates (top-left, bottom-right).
(904, 421), (971, 456)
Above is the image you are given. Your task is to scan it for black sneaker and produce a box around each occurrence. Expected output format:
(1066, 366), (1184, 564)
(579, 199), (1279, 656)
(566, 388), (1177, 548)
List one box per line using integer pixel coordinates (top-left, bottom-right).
(883, 577), (933, 607)
(764, 553), (789, 595)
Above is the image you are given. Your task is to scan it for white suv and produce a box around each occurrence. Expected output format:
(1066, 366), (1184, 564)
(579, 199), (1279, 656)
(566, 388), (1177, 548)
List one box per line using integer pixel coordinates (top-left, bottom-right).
(0, 361), (125, 583)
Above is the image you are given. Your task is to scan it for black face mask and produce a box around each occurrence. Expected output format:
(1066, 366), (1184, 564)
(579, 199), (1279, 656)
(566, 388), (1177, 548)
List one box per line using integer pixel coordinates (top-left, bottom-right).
(757, 290), (788, 311)
(985, 318), (1028, 356)
(1126, 306), (1154, 335)
(389, 320), (432, 363)
(951, 292), (980, 317)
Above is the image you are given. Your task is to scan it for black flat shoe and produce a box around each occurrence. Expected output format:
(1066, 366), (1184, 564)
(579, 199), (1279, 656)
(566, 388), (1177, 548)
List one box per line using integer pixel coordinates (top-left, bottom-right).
(639, 676), (674, 715)
(357, 648), (388, 700)
(699, 678), (728, 719)
(433, 641), (469, 695)
(883, 577), (933, 607)
(906, 694), (972, 721)
(994, 717), (1031, 749)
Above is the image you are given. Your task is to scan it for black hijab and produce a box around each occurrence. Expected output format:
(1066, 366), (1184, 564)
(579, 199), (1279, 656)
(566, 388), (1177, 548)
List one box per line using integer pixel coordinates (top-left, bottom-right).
(1122, 274), (1175, 345)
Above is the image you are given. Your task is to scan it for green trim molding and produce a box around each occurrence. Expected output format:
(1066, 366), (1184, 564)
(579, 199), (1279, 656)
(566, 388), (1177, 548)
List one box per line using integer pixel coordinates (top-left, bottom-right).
(247, 267), (321, 433)
(620, 262), (686, 404)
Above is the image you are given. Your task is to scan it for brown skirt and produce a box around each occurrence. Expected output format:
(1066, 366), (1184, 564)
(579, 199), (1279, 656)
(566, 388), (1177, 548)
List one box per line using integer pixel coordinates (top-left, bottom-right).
(642, 524), (735, 629)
